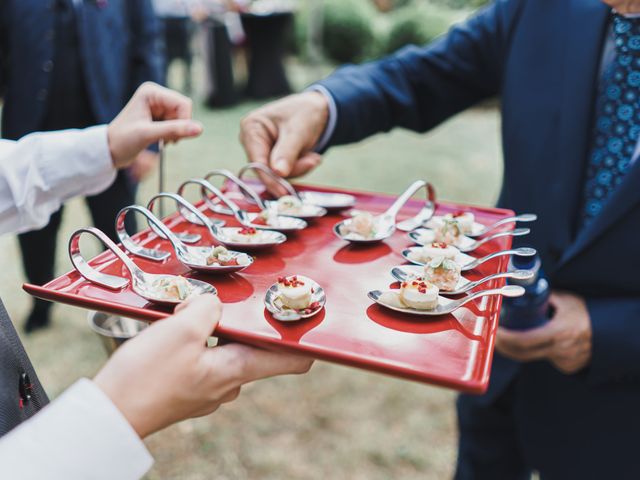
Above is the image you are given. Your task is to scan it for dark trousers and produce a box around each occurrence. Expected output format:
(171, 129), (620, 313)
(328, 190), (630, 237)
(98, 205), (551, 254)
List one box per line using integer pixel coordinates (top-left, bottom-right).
(455, 380), (532, 480)
(19, 170), (136, 315)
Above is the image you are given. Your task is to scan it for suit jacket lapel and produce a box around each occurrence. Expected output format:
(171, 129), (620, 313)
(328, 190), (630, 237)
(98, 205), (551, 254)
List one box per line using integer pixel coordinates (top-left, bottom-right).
(552, 0), (610, 267)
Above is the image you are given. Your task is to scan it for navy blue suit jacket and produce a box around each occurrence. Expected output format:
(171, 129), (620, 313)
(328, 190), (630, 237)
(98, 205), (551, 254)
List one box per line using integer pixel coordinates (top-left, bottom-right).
(318, 0), (640, 474)
(0, 0), (163, 139)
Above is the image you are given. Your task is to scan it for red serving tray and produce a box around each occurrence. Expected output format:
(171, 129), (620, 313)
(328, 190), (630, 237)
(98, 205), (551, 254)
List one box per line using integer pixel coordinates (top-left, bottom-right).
(24, 184), (515, 394)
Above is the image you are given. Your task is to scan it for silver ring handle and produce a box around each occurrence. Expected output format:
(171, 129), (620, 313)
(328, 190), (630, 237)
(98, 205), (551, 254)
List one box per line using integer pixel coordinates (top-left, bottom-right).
(116, 205), (189, 262)
(178, 178), (251, 226)
(238, 162), (301, 199)
(147, 193), (220, 243)
(385, 180), (430, 221)
(68, 227), (139, 290)
(204, 169), (266, 213)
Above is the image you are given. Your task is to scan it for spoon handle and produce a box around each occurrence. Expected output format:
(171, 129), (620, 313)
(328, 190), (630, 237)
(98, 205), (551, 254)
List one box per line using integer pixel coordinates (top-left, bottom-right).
(465, 270), (533, 292)
(482, 213), (537, 234)
(179, 178), (246, 221)
(385, 180), (428, 222)
(449, 285), (525, 311)
(469, 227), (530, 250)
(205, 169), (266, 210)
(465, 247), (537, 271)
(238, 162), (301, 199)
(116, 205), (189, 261)
(148, 192), (221, 241)
(69, 227), (140, 290)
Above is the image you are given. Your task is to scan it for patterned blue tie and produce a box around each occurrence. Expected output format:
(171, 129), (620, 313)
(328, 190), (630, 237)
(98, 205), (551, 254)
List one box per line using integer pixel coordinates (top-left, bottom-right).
(581, 13), (640, 227)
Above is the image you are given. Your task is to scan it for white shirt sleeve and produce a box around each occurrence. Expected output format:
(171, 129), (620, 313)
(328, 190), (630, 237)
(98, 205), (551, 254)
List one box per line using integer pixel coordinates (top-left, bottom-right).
(0, 379), (153, 480)
(0, 125), (117, 235)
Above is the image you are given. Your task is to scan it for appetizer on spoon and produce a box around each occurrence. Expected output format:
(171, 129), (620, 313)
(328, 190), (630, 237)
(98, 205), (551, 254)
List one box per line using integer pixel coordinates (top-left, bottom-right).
(237, 163), (328, 218)
(368, 284), (525, 317)
(408, 225), (531, 253)
(334, 180), (430, 244)
(402, 246), (537, 272)
(177, 179), (287, 250)
(238, 162), (356, 212)
(147, 193), (254, 273)
(203, 169), (309, 230)
(391, 264), (534, 296)
(69, 227), (215, 306)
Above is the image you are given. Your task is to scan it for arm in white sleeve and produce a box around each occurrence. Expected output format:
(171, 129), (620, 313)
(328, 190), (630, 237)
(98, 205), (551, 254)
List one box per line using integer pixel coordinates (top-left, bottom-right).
(0, 379), (153, 480)
(0, 125), (117, 235)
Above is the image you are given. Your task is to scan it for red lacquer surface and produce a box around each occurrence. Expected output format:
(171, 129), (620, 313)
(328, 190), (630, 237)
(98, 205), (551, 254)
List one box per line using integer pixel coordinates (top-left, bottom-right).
(24, 184), (515, 394)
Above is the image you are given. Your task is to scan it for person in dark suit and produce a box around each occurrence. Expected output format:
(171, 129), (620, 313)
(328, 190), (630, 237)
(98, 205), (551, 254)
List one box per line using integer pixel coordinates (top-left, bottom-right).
(0, 0), (164, 332)
(239, 0), (640, 477)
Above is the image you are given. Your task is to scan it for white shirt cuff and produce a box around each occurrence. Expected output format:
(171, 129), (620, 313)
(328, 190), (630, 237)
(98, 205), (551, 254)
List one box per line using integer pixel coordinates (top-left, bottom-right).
(307, 85), (338, 152)
(36, 125), (117, 201)
(0, 378), (153, 480)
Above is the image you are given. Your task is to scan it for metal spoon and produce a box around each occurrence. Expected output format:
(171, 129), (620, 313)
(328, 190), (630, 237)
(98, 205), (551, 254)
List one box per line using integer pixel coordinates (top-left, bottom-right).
(408, 227), (531, 253)
(402, 246), (537, 271)
(390, 266), (534, 296)
(334, 180), (429, 244)
(264, 275), (326, 322)
(237, 163), (327, 218)
(69, 227), (215, 306)
(421, 213), (538, 238)
(368, 285), (525, 316)
(147, 193), (254, 274)
(238, 162), (356, 211)
(117, 205), (253, 274)
(202, 170), (308, 231)
(177, 178), (287, 250)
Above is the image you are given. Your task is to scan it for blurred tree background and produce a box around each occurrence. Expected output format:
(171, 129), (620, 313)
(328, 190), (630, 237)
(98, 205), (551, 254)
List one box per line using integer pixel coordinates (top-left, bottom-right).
(294, 0), (491, 64)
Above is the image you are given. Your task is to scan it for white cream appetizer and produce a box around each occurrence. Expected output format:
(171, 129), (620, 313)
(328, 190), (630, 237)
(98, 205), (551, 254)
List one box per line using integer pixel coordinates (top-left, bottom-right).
(435, 218), (463, 245)
(275, 195), (304, 215)
(152, 276), (194, 301)
(252, 208), (280, 227)
(206, 246), (251, 267)
(419, 242), (458, 263)
(277, 275), (321, 313)
(448, 211), (475, 235)
(425, 257), (462, 292)
(339, 211), (377, 240)
(229, 226), (264, 243)
(399, 279), (439, 310)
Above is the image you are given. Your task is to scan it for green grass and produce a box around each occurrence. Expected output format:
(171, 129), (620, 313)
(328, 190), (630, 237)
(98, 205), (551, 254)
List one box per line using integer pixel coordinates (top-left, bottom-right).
(0, 60), (501, 479)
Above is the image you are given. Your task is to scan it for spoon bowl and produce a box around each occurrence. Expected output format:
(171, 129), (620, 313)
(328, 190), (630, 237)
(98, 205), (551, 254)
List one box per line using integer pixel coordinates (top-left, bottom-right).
(402, 246), (537, 271)
(334, 180), (430, 244)
(238, 162), (355, 212)
(177, 179), (287, 250)
(408, 227), (531, 253)
(368, 285), (525, 316)
(390, 266), (534, 296)
(69, 227), (216, 306)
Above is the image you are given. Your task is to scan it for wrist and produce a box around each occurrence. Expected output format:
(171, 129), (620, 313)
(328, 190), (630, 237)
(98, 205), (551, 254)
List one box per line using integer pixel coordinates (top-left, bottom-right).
(94, 371), (154, 438)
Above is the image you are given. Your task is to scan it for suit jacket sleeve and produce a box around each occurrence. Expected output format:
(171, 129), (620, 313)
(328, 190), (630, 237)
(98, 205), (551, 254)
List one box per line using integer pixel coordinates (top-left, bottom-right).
(127, 0), (165, 91)
(588, 298), (640, 384)
(315, 0), (523, 147)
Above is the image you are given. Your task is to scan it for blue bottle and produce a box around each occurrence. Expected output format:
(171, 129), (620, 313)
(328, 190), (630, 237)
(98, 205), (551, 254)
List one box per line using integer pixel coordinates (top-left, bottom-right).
(500, 254), (551, 330)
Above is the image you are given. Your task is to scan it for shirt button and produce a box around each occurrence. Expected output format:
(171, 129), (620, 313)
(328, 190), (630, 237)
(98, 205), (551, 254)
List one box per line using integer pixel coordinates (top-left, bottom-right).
(42, 60), (54, 73)
(37, 89), (48, 101)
